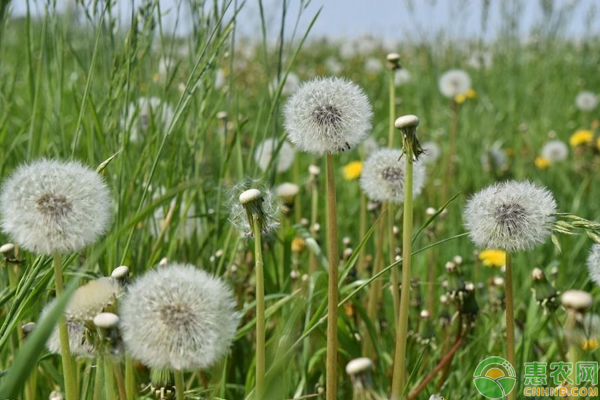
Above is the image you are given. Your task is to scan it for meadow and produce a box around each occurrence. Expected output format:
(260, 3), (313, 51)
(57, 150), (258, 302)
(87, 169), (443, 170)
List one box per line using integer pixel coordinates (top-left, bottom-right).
(0, 1), (599, 399)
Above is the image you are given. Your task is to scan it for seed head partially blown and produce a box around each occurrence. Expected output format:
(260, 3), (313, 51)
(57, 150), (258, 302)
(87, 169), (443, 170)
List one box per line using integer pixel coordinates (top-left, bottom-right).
(0, 159), (112, 255)
(464, 181), (557, 252)
(119, 263), (240, 370)
(587, 244), (600, 287)
(284, 77), (373, 155)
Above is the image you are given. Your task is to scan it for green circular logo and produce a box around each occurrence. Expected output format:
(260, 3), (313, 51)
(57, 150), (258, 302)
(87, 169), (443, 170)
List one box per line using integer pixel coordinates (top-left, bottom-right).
(473, 357), (516, 399)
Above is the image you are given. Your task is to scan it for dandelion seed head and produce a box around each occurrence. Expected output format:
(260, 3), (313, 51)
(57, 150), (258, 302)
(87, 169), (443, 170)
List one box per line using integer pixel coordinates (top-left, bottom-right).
(464, 181), (557, 252)
(0, 159), (112, 255)
(541, 140), (568, 162)
(284, 77), (373, 155)
(360, 149), (426, 204)
(67, 277), (120, 321)
(575, 91), (598, 111)
(587, 244), (600, 287)
(42, 301), (94, 357)
(438, 69), (471, 99)
(253, 138), (296, 173)
(119, 263), (240, 370)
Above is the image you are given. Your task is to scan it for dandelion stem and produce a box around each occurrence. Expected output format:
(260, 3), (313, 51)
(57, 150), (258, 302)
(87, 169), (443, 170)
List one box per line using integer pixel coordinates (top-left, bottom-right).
(253, 216), (266, 399)
(505, 252), (516, 400)
(93, 359), (103, 400)
(104, 356), (115, 400)
(52, 252), (78, 400)
(391, 146), (414, 400)
(174, 370), (185, 400)
(309, 173), (319, 275)
(443, 100), (459, 201)
(357, 191), (367, 277)
(388, 69), (396, 148)
(388, 70), (400, 320)
(325, 153), (339, 400)
(114, 361), (127, 400)
(125, 356), (135, 400)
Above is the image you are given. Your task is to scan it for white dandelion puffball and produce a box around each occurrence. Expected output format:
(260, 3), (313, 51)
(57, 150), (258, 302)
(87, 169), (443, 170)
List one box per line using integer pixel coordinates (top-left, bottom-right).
(325, 57), (343, 75)
(575, 91), (598, 111)
(464, 181), (557, 252)
(360, 148), (426, 204)
(438, 69), (471, 98)
(42, 301), (93, 357)
(420, 141), (441, 164)
(541, 140), (569, 162)
(125, 97), (174, 142)
(587, 244), (600, 287)
(394, 68), (411, 86)
(0, 159), (112, 255)
(271, 72), (300, 97)
(119, 263), (240, 370)
(284, 77), (373, 155)
(364, 57), (383, 74)
(254, 138), (295, 173)
(66, 277), (120, 321)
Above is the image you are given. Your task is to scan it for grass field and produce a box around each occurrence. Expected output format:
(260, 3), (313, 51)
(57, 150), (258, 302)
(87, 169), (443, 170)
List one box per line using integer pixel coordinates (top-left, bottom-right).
(0, 1), (599, 399)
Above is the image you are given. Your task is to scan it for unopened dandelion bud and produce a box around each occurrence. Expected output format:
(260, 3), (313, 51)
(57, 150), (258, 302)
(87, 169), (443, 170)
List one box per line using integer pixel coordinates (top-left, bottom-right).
(308, 164), (321, 176)
(159, 257), (169, 267)
(386, 53), (401, 70)
(343, 236), (351, 247)
(312, 223), (321, 233)
(445, 261), (456, 272)
(111, 265), (130, 280)
(453, 255), (463, 265)
(276, 183), (299, 216)
(459, 282), (479, 322)
(290, 270), (300, 280)
(22, 322), (36, 335)
(395, 114), (424, 160)
(561, 290), (592, 313)
(342, 248), (353, 260)
(393, 225), (400, 236)
(49, 390), (65, 400)
(417, 310), (435, 345)
(425, 207), (436, 217)
(531, 268), (558, 311)
(445, 262), (466, 300)
(300, 218), (309, 227)
(93, 312), (120, 329)
(216, 111), (228, 121)
(367, 201), (381, 213)
(0, 243), (15, 258)
(346, 357), (373, 376)
(492, 276), (505, 287)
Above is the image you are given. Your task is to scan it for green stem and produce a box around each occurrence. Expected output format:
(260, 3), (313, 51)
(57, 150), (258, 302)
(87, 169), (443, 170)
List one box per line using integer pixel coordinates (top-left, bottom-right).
(388, 69), (400, 322)
(174, 369), (185, 400)
(308, 174), (319, 275)
(325, 154), (339, 400)
(104, 356), (115, 400)
(505, 252), (516, 400)
(114, 361), (127, 400)
(391, 149), (414, 400)
(388, 69), (396, 148)
(93, 358), (103, 400)
(125, 356), (135, 400)
(53, 252), (78, 400)
(443, 100), (459, 201)
(357, 190), (367, 277)
(253, 217), (266, 399)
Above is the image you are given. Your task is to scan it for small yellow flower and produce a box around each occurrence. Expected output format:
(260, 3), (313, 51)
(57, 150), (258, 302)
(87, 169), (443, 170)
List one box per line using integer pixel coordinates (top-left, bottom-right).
(291, 237), (306, 253)
(454, 93), (467, 104)
(582, 338), (599, 351)
(152, 73), (160, 83)
(343, 161), (363, 180)
(592, 119), (600, 129)
(569, 129), (594, 147)
(535, 157), (550, 169)
(466, 89), (477, 99)
(478, 249), (506, 267)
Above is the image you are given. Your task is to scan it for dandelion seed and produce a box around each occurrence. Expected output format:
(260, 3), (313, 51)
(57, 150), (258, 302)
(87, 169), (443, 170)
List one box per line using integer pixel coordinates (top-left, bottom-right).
(438, 69), (471, 99)
(541, 140), (568, 162)
(0, 159), (112, 255)
(360, 148), (426, 204)
(464, 181), (557, 252)
(587, 244), (600, 287)
(119, 263), (240, 370)
(575, 91), (598, 111)
(125, 97), (174, 143)
(228, 182), (281, 237)
(284, 77), (373, 155)
(253, 138), (295, 173)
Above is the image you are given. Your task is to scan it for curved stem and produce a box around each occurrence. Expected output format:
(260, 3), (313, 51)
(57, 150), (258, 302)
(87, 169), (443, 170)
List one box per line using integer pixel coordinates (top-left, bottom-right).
(391, 151), (414, 400)
(505, 252), (516, 400)
(53, 252), (78, 400)
(325, 154), (339, 400)
(253, 217), (266, 399)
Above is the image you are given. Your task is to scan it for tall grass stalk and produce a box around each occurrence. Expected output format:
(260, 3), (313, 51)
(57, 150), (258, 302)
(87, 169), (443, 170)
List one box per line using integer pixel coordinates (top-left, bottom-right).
(253, 216), (266, 398)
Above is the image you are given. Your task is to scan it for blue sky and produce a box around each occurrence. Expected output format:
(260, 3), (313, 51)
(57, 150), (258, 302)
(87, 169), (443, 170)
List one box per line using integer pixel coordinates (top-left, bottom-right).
(11, 0), (600, 41)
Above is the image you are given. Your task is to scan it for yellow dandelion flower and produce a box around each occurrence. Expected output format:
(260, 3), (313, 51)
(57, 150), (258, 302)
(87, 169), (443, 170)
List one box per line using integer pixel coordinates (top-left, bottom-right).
(535, 157), (550, 169)
(569, 130), (593, 147)
(343, 161), (363, 180)
(466, 89), (477, 99)
(597, 137), (600, 150)
(455, 93), (467, 104)
(592, 119), (600, 129)
(291, 237), (306, 253)
(582, 338), (599, 351)
(478, 249), (506, 267)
